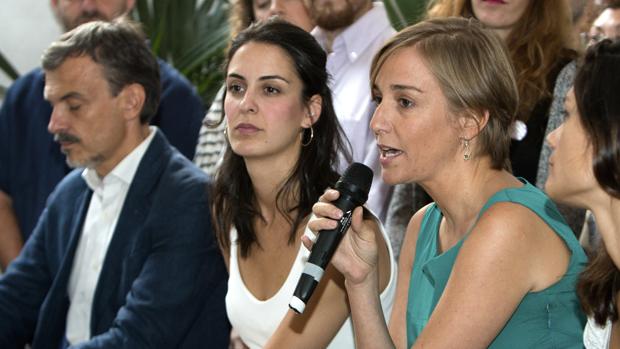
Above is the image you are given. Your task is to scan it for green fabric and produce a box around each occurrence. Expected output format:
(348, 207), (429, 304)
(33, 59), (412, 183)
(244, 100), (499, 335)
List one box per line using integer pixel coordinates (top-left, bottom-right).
(406, 179), (587, 348)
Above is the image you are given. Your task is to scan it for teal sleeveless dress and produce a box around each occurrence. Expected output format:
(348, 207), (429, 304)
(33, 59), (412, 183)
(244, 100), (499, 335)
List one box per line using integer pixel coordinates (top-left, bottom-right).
(406, 180), (586, 348)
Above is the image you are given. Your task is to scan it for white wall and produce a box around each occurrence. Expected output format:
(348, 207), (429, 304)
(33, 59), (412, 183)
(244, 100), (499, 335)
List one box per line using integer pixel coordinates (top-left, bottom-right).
(0, 0), (62, 89)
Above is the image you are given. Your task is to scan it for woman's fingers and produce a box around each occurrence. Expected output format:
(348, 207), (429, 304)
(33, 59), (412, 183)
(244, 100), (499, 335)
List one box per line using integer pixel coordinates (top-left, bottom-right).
(318, 188), (340, 202)
(309, 189), (344, 236)
(350, 206), (364, 233)
(311, 201), (344, 221)
(301, 234), (314, 251)
(313, 189), (343, 221)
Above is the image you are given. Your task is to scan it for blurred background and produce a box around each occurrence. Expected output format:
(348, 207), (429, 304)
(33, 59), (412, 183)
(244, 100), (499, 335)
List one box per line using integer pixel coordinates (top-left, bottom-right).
(0, 0), (426, 107)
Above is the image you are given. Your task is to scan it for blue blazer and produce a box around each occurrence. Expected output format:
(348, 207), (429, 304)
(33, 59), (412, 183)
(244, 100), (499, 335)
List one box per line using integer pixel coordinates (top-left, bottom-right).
(0, 60), (204, 243)
(0, 130), (229, 348)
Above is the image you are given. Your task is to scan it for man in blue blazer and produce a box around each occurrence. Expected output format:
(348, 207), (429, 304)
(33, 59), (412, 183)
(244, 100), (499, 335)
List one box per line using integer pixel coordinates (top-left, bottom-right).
(0, 20), (229, 348)
(0, 0), (205, 269)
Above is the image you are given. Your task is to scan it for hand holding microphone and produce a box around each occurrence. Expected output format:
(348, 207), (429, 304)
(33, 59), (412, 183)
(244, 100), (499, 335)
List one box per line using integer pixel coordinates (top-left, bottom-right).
(290, 163), (378, 314)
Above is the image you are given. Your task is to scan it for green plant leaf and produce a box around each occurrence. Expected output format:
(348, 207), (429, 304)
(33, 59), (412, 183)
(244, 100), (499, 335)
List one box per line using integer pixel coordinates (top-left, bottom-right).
(176, 25), (229, 73)
(135, 0), (153, 32)
(133, 0), (231, 107)
(383, 0), (429, 29)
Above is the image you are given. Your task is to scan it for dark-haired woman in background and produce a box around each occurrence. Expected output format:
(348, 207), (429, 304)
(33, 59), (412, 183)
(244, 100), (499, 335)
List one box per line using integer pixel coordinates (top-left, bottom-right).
(545, 38), (620, 349)
(210, 19), (396, 348)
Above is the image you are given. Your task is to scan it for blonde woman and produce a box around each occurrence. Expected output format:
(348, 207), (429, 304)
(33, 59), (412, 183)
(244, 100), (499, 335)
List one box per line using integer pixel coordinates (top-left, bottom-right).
(309, 18), (586, 348)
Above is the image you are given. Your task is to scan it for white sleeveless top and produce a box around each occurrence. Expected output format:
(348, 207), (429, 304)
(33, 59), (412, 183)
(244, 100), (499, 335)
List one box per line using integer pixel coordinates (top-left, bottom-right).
(226, 214), (397, 349)
(583, 317), (611, 349)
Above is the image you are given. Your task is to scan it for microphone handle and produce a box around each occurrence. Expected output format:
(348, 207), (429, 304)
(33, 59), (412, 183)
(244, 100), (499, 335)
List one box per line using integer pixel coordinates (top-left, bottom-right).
(289, 195), (358, 314)
(307, 208), (353, 267)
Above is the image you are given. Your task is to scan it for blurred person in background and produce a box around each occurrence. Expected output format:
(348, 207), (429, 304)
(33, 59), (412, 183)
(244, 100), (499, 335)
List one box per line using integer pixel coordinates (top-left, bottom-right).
(587, 1), (620, 43)
(309, 0), (395, 224)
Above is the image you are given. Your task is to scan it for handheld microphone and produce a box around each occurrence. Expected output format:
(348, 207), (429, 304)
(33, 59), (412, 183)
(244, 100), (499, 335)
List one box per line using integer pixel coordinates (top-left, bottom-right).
(289, 162), (373, 314)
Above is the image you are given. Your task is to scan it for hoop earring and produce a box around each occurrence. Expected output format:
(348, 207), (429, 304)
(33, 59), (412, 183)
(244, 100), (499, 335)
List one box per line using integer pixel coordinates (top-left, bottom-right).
(301, 126), (314, 147)
(463, 139), (471, 161)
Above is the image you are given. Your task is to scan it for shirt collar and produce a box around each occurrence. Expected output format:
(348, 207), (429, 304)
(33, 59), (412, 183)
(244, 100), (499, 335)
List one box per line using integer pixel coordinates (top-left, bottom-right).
(312, 2), (392, 63)
(82, 126), (158, 191)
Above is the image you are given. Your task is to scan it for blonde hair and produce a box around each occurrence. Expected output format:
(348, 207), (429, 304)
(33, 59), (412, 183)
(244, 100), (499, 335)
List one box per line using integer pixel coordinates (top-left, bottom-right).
(370, 17), (519, 169)
(426, 0), (577, 122)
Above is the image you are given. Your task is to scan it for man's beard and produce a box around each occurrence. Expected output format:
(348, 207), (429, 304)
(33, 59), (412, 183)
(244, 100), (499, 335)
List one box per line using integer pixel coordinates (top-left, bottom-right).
(57, 5), (127, 31)
(59, 12), (106, 31)
(65, 152), (104, 170)
(310, 0), (358, 31)
(54, 132), (103, 169)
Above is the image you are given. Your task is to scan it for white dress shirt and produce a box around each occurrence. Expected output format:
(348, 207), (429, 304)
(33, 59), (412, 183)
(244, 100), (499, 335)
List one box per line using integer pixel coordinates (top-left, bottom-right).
(312, 2), (396, 222)
(65, 126), (157, 345)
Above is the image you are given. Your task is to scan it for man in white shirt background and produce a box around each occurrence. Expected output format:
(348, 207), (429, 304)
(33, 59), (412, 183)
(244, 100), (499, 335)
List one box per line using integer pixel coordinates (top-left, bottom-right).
(0, 20), (228, 349)
(310, 0), (396, 231)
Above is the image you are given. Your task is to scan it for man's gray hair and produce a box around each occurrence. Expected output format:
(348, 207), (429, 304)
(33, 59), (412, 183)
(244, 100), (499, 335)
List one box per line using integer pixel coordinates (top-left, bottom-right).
(42, 19), (161, 123)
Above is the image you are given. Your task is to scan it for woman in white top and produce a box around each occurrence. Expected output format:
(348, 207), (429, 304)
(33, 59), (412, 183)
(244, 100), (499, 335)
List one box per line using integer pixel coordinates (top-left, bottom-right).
(545, 38), (620, 348)
(209, 19), (396, 348)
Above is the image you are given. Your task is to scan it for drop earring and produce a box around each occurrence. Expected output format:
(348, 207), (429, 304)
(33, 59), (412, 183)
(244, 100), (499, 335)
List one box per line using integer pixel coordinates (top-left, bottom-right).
(463, 139), (471, 161)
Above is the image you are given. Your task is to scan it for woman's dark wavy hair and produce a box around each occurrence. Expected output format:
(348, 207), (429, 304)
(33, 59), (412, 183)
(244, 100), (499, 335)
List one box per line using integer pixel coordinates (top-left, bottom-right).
(211, 19), (352, 257)
(574, 38), (620, 326)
